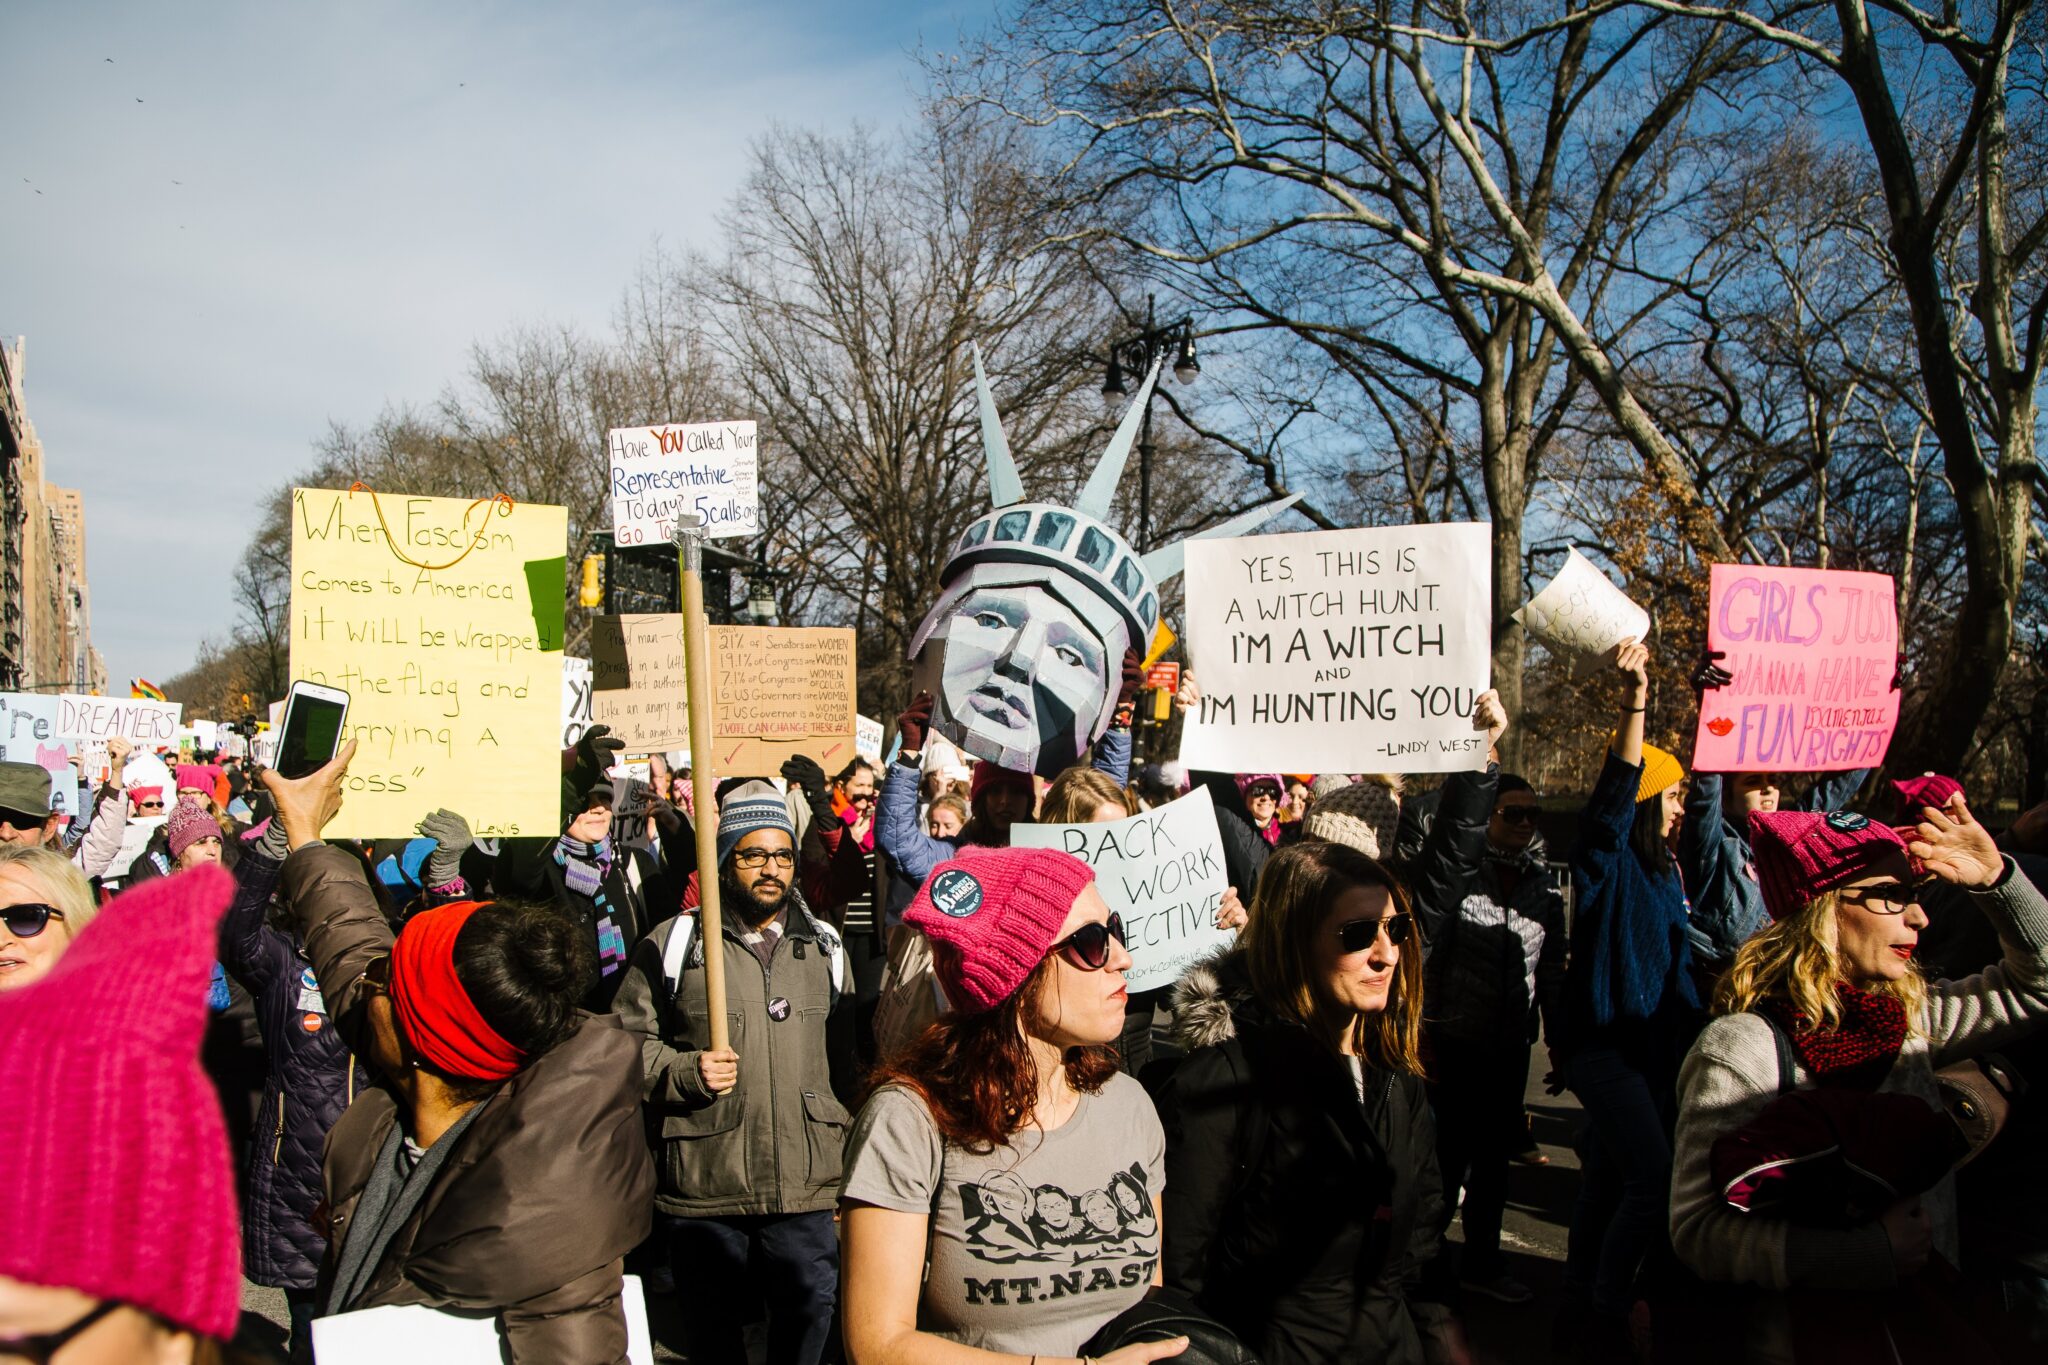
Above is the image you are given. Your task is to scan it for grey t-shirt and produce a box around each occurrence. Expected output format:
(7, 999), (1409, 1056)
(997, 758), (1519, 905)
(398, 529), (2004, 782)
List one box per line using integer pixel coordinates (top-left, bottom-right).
(841, 1074), (1166, 1357)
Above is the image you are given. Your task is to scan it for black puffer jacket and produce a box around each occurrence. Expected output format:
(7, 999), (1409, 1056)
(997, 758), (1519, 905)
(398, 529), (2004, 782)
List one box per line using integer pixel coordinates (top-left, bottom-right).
(217, 847), (361, 1290)
(1159, 950), (1449, 1365)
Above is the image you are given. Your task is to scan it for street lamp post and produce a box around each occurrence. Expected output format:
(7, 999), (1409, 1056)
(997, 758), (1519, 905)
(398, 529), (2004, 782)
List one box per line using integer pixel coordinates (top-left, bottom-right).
(1100, 295), (1200, 552)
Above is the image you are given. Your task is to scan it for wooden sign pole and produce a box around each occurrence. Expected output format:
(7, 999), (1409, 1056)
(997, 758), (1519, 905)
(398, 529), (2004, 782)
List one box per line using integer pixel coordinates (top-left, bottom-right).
(674, 515), (729, 1051)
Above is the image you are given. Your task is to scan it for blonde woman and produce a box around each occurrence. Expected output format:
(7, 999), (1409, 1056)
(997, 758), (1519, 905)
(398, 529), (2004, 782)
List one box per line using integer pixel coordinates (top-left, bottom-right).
(1163, 841), (1449, 1365)
(0, 843), (100, 993)
(1670, 800), (2048, 1353)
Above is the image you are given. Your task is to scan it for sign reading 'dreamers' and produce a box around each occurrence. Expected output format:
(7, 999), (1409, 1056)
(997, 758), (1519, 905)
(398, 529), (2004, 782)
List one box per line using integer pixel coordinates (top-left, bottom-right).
(1011, 787), (1233, 994)
(1693, 564), (1900, 772)
(288, 487), (567, 839)
(608, 421), (759, 545)
(1179, 523), (1493, 774)
(56, 695), (181, 745)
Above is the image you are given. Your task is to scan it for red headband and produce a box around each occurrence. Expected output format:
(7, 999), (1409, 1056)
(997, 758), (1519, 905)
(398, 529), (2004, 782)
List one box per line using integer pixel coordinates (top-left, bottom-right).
(388, 901), (526, 1082)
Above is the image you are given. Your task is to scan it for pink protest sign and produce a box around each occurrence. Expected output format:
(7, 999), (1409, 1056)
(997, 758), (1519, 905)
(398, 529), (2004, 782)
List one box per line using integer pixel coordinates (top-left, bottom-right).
(1693, 565), (1899, 772)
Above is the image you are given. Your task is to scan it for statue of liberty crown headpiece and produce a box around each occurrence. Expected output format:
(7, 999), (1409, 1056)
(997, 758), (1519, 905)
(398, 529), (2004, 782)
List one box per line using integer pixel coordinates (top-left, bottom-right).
(912, 344), (1301, 658)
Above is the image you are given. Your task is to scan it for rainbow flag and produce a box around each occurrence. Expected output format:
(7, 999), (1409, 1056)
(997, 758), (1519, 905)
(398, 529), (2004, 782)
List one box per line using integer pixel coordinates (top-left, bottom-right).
(131, 678), (167, 702)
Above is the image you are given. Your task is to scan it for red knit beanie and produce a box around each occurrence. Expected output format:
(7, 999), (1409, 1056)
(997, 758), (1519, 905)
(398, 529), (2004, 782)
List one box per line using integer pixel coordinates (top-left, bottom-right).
(904, 846), (1097, 1013)
(1748, 810), (1911, 921)
(0, 865), (241, 1339)
(969, 761), (1033, 804)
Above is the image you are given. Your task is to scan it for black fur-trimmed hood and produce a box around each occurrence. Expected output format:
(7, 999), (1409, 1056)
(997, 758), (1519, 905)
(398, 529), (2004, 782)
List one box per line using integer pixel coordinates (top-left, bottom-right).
(1170, 947), (1258, 1052)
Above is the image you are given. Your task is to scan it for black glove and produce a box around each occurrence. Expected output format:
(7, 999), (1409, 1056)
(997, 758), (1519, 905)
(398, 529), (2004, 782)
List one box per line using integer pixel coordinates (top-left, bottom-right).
(1117, 648), (1144, 707)
(645, 796), (687, 838)
(567, 724), (626, 799)
(781, 755), (834, 827)
(1892, 651), (1906, 692)
(416, 809), (474, 886)
(1689, 648), (1732, 695)
(896, 692), (934, 756)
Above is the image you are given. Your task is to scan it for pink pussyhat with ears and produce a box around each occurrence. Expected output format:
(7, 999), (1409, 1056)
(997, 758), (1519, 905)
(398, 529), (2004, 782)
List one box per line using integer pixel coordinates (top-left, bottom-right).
(1748, 809), (1913, 922)
(0, 866), (241, 1338)
(1891, 772), (1964, 815)
(904, 846), (1097, 1013)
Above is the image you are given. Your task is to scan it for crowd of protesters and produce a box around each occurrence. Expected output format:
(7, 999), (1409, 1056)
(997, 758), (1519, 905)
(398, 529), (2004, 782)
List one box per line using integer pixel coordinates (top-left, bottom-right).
(3, 638), (2048, 1365)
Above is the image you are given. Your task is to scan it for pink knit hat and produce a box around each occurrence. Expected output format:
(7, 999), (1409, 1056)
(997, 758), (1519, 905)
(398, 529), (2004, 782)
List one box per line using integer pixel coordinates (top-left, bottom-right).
(175, 763), (212, 795)
(166, 797), (221, 860)
(1749, 810), (1912, 921)
(1891, 772), (1964, 814)
(904, 846), (1097, 1012)
(0, 864), (241, 1338)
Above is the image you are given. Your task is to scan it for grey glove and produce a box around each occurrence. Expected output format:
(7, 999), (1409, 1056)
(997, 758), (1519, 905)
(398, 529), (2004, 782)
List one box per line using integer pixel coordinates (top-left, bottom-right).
(255, 815), (291, 864)
(417, 808), (474, 887)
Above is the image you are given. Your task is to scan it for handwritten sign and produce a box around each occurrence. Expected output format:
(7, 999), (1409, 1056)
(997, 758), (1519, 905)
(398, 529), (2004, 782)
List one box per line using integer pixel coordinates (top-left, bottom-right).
(590, 615), (691, 753)
(1012, 787), (1233, 993)
(590, 617), (859, 770)
(1693, 565), (1899, 772)
(0, 694), (83, 819)
(1513, 548), (1649, 658)
(855, 714), (884, 763)
(562, 656), (594, 748)
(608, 420), (759, 545)
(289, 487), (566, 838)
(1179, 523), (1492, 773)
(57, 695), (181, 746)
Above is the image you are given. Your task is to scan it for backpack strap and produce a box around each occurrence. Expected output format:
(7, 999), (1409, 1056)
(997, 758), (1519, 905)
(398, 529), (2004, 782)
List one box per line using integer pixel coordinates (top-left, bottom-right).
(1752, 1011), (1799, 1095)
(661, 915), (698, 997)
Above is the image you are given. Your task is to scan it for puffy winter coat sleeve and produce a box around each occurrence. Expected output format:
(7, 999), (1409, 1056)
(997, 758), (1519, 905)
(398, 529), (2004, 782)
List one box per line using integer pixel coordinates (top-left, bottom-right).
(1156, 1043), (1247, 1303)
(1407, 764), (1496, 949)
(495, 1256), (634, 1365)
(1092, 726), (1133, 786)
(876, 757), (952, 884)
(71, 785), (129, 880)
(280, 843), (396, 1065)
(1925, 858), (2048, 1065)
(218, 847), (289, 995)
(1192, 770), (1270, 895)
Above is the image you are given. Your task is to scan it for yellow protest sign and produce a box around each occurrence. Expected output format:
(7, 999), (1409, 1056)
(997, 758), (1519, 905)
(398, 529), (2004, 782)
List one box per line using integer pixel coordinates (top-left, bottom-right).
(288, 487), (567, 838)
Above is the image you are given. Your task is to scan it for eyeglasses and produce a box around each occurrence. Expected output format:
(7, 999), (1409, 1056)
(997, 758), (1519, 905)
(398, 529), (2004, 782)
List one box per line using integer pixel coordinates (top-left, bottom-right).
(1495, 807), (1539, 825)
(1336, 914), (1413, 953)
(1246, 789), (1279, 802)
(731, 847), (797, 869)
(0, 1297), (119, 1363)
(1054, 912), (1127, 970)
(0, 807), (47, 832)
(1836, 879), (1931, 914)
(2, 903), (64, 938)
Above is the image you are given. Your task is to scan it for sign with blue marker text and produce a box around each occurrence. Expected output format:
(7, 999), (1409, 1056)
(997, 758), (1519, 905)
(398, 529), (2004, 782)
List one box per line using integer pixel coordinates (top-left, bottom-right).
(1179, 523), (1493, 774)
(1011, 787), (1233, 994)
(608, 420), (759, 544)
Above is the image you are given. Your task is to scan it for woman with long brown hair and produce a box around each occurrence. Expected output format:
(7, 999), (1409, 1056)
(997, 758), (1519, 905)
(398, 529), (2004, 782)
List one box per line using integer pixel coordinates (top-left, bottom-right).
(1162, 840), (1448, 1365)
(839, 845), (1188, 1365)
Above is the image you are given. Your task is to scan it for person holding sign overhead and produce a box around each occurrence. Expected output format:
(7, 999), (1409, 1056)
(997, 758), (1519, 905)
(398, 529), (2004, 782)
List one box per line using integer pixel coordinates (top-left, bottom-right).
(261, 745), (657, 1364)
(1556, 641), (1704, 1356)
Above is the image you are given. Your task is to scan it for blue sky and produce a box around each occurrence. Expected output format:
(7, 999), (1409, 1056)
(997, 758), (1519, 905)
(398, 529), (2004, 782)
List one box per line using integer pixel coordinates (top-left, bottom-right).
(2, 0), (977, 692)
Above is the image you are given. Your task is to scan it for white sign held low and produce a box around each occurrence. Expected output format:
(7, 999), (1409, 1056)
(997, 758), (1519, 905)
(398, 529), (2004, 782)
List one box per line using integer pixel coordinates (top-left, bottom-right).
(1010, 787), (1233, 994)
(1179, 523), (1494, 774)
(608, 420), (759, 544)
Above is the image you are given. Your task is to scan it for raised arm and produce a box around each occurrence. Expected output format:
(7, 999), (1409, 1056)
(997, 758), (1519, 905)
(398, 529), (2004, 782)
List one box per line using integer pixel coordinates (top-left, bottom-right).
(1908, 801), (2048, 1061)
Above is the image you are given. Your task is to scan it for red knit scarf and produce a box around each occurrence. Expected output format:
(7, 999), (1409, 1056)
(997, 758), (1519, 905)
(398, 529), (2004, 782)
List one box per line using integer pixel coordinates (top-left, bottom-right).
(1760, 983), (1908, 1090)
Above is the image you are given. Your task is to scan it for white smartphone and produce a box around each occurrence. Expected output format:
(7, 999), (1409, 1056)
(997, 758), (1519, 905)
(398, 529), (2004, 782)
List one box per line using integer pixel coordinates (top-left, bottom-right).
(274, 681), (350, 779)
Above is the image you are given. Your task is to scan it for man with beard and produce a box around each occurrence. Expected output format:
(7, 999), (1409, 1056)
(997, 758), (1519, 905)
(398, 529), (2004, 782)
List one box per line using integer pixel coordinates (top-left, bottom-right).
(614, 779), (853, 1365)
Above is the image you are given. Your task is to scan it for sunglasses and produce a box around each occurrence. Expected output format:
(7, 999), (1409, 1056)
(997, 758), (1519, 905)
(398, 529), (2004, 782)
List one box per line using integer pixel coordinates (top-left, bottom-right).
(1495, 806), (1539, 825)
(1836, 879), (1932, 914)
(1054, 912), (1127, 970)
(2, 903), (64, 938)
(1336, 914), (1413, 953)
(0, 1298), (120, 1363)
(0, 806), (48, 831)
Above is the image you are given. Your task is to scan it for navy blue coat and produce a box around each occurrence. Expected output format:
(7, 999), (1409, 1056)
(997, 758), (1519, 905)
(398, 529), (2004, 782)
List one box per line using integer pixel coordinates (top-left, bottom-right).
(218, 848), (361, 1290)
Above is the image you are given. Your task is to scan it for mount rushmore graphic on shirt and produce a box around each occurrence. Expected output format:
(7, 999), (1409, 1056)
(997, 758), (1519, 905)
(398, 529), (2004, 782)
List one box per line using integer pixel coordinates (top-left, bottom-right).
(955, 1160), (1159, 1266)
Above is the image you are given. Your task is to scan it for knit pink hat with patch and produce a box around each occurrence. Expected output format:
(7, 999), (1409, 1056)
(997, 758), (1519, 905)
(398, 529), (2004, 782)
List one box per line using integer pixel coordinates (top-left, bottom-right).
(165, 797), (221, 860)
(904, 845), (1098, 1013)
(0, 865), (241, 1339)
(1748, 809), (1912, 921)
